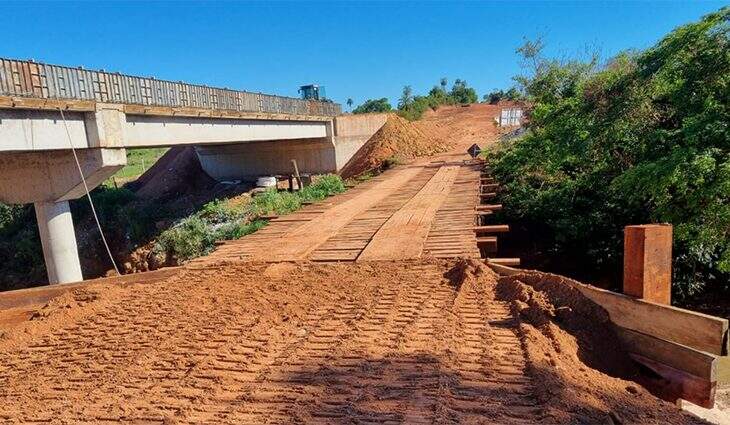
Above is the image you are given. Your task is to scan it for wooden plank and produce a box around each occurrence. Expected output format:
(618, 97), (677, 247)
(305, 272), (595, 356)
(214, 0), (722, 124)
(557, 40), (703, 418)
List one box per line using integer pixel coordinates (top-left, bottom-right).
(631, 353), (716, 409)
(0, 267), (180, 311)
(579, 285), (729, 356)
(615, 327), (717, 381)
(359, 166), (459, 261)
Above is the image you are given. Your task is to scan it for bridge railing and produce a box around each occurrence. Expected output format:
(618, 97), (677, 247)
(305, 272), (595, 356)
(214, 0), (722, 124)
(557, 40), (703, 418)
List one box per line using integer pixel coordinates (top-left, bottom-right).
(0, 58), (341, 116)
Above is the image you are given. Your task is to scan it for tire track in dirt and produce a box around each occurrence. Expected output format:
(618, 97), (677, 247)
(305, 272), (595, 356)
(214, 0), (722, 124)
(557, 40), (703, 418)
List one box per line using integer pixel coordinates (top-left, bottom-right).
(5, 260), (667, 424)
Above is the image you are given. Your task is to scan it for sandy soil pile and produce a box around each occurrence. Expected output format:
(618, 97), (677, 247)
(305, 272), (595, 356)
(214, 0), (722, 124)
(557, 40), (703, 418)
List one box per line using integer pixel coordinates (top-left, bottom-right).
(131, 146), (217, 201)
(339, 114), (448, 179)
(496, 270), (704, 424)
(0, 259), (705, 423)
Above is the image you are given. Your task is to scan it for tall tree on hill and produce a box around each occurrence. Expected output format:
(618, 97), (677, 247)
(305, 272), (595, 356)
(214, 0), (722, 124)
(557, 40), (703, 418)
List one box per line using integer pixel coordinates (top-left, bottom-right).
(398, 85), (414, 109)
(450, 79), (478, 104)
(440, 77), (448, 91)
(346, 98), (353, 111)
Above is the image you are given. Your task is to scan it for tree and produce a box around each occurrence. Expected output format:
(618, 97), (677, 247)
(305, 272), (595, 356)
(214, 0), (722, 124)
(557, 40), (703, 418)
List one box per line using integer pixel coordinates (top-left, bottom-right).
(440, 77), (448, 91)
(352, 98), (392, 114)
(484, 87), (523, 104)
(346, 98), (354, 111)
(398, 85), (414, 109)
(449, 79), (478, 104)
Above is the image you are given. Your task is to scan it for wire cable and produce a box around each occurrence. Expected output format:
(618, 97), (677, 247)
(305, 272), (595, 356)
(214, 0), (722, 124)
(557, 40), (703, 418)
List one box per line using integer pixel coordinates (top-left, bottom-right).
(58, 107), (121, 276)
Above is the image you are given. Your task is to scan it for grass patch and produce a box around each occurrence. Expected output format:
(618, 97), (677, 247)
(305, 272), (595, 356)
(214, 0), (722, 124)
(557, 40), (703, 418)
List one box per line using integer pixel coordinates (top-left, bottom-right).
(106, 148), (168, 184)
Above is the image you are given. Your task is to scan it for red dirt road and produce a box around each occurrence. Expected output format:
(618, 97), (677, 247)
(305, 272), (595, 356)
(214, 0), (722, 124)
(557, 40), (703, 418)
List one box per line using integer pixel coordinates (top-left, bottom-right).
(0, 260), (703, 424)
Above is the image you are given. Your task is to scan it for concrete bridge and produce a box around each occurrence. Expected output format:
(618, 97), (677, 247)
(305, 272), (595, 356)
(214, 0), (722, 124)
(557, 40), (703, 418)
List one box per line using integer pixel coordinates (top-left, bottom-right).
(0, 58), (386, 284)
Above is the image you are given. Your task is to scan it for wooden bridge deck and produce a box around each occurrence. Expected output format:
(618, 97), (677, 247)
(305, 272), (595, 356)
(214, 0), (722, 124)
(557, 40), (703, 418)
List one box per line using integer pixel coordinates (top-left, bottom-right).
(191, 159), (484, 266)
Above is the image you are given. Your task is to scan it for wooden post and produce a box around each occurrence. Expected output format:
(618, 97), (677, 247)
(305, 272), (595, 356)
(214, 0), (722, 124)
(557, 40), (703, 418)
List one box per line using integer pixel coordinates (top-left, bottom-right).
(623, 224), (673, 305)
(291, 159), (302, 191)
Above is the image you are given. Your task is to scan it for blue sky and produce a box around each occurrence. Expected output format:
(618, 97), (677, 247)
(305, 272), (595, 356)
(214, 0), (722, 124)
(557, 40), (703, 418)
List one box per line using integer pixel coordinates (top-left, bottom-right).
(2, 1), (725, 108)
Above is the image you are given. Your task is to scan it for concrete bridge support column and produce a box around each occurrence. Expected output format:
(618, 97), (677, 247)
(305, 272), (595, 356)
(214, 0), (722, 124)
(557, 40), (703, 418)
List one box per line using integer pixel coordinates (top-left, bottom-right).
(34, 201), (83, 284)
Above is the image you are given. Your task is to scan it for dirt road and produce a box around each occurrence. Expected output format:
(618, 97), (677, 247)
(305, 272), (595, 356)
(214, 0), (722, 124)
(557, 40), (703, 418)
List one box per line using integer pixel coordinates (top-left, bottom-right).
(0, 259), (703, 424)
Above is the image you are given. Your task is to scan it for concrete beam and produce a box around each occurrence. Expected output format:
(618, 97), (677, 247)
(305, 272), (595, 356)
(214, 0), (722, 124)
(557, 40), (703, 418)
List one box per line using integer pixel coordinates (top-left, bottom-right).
(0, 105), (331, 152)
(0, 148), (126, 204)
(0, 109), (89, 151)
(122, 114), (328, 148)
(196, 138), (337, 181)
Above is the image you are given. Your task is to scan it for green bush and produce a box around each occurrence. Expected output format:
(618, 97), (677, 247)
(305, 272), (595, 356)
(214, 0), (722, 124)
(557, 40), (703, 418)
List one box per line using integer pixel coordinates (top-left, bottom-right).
(490, 8), (730, 298)
(154, 216), (214, 262)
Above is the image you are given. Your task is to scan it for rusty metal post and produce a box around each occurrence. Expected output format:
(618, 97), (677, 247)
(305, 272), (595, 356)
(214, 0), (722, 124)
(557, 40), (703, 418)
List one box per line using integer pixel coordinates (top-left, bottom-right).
(623, 224), (673, 305)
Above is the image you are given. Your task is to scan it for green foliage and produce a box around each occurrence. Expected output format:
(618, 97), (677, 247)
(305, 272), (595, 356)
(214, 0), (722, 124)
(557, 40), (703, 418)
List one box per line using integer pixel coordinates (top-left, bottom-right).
(397, 78), (478, 120)
(490, 8), (730, 298)
(0, 204), (44, 286)
(353, 98), (392, 114)
(449, 79), (478, 104)
(483, 87), (522, 104)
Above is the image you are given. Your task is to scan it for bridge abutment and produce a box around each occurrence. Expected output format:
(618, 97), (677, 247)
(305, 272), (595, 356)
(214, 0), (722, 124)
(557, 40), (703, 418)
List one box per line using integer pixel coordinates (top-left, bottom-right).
(34, 200), (83, 284)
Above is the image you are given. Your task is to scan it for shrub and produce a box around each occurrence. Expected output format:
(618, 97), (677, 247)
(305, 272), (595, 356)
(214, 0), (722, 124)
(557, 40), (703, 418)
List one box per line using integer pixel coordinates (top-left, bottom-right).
(154, 216), (215, 262)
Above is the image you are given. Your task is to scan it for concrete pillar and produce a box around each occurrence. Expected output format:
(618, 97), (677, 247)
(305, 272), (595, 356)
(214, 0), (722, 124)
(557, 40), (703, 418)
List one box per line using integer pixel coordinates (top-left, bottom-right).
(623, 224), (673, 304)
(34, 201), (83, 284)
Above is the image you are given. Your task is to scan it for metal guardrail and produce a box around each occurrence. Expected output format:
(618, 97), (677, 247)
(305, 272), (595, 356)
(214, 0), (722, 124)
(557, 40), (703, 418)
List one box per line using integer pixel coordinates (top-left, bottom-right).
(0, 58), (341, 116)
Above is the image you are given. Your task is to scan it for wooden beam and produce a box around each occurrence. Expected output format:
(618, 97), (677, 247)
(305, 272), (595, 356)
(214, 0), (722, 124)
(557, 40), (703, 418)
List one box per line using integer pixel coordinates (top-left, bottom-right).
(474, 225), (510, 233)
(476, 236), (497, 251)
(476, 204), (502, 211)
(481, 183), (499, 192)
(615, 327), (717, 381)
(475, 211), (493, 217)
(0, 95), (96, 112)
(479, 192), (497, 199)
(624, 224), (673, 305)
(487, 258), (521, 266)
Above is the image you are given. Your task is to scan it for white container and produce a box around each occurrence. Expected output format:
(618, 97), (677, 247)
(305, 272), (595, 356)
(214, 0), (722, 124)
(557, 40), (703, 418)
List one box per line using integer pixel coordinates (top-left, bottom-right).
(256, 176), (277, 188)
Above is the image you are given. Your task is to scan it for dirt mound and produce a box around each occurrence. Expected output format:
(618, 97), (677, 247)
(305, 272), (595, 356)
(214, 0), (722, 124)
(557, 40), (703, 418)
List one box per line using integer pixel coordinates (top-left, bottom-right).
(339, 114), (448, 179)
(414, 103), (508, 153)
(496, 271), (702, 424)
(131, 146), (217, 200)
